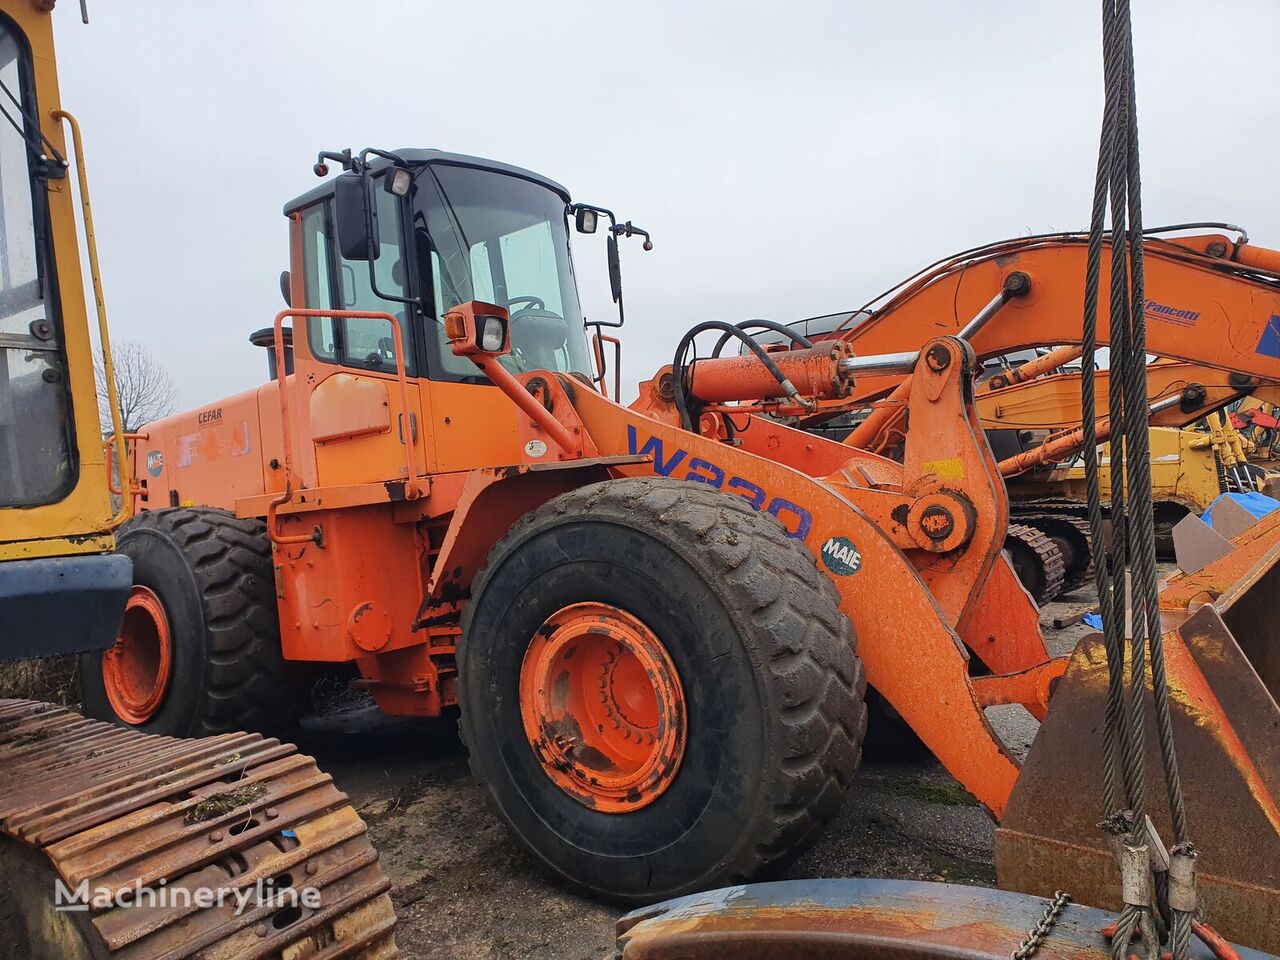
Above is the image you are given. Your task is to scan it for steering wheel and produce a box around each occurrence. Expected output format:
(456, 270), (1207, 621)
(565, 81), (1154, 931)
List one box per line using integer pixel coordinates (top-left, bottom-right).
(506, 295), (546, 315)
(499, 296), (569, 375)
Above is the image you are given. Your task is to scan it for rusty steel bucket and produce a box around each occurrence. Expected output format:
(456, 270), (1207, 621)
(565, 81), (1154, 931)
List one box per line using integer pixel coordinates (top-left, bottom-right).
(614, 878), (1272, 959)
(996, 510), (1280, 953)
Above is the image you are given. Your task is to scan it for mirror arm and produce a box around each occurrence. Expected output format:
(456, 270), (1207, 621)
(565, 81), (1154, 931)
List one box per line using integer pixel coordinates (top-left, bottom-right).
(364, 258), (421, 311)
(569, 201), (617, 227)
(612, 220), (654, 251)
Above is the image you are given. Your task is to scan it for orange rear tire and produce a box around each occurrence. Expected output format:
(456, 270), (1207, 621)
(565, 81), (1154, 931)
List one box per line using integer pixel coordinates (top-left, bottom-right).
(78, 508), (300, 736)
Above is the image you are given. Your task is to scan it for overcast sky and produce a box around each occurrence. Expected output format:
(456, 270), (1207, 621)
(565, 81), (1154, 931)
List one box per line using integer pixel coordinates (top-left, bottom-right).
(52, 1), (1280, 408)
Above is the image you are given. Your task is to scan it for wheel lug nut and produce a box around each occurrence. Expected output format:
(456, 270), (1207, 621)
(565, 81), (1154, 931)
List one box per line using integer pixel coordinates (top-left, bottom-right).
(598, 693), (608, 703)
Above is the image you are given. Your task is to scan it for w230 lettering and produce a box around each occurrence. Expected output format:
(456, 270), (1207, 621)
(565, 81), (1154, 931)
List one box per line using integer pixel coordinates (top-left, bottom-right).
(626, 425), (813, 539)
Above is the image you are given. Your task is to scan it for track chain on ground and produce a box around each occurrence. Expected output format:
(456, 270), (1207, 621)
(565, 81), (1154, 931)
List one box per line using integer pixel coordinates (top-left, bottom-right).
(1005, 523), (1067, 603)
(0, 699), (398, 959)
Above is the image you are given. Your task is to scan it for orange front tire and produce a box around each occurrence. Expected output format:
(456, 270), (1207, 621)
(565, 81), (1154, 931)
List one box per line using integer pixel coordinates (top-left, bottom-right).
(458, 477), (867, 904)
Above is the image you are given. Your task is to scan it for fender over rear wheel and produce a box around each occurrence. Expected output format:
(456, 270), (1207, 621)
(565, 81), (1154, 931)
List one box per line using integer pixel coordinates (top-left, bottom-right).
(458, 477), (867, 903)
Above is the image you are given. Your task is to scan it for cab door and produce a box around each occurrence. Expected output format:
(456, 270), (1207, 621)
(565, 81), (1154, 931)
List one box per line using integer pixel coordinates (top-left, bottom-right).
(289, 186), (433, 490)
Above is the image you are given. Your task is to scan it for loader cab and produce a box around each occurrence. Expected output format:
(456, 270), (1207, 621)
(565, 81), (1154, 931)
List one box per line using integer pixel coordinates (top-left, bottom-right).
(286, 151), (595, 387)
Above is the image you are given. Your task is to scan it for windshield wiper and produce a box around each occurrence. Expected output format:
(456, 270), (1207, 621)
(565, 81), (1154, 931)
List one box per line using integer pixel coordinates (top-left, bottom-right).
(0, 76), (66, 180)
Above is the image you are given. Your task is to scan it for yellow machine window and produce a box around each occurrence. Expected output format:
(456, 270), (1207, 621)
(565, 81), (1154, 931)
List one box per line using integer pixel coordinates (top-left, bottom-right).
(0, 14), (74, 508)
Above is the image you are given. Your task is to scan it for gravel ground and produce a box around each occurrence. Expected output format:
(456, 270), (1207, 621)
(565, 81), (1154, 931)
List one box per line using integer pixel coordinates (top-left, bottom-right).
(294, 584), (1102, 960)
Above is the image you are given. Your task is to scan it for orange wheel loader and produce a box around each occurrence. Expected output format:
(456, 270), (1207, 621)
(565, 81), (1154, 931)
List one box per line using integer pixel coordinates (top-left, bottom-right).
(87, 145), (1280, 950)
(0, 5), (397, 956)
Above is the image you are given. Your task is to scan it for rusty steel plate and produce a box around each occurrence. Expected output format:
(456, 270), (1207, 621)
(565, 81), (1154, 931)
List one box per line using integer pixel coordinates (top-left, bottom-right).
(0, 699), (397, 959)
(995, 606), (1280, 953)
(614, 878), (1275, 959)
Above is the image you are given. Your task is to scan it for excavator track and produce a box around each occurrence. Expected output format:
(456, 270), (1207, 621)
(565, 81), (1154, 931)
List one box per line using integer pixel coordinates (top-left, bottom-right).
(1012, 495), (1190, 561)
(1003, 523), (1066, 604)
(1010, 512), (1093, 593)
(0, 699), (397, 960)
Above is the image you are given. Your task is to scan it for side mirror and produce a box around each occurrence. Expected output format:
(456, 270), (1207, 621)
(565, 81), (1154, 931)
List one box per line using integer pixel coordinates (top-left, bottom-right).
(279, 270), (292, 307)
(334, 173), (379, 262)
(607, 233), (622, 304)
(574, 206), (598, 235)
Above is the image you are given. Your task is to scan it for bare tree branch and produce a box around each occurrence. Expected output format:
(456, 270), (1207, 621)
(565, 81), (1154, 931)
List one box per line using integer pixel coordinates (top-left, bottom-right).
(95, 340), (177, 435)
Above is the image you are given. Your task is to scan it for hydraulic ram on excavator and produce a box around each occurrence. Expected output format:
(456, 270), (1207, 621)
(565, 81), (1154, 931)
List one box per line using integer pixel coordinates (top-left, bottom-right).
(750, 231), (1280, 597)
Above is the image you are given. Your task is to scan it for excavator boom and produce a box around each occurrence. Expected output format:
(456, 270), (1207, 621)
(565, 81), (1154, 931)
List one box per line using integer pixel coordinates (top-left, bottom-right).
(834, 231), (1280, 396)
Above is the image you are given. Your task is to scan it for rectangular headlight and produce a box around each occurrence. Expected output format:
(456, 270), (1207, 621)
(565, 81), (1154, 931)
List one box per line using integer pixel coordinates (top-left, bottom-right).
(479, 315), (507, 353)
(385, 167), (412, 197)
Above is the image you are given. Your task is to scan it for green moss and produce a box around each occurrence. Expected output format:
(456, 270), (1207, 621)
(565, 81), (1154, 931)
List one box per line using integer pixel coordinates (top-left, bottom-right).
(870, 776), (978, 807)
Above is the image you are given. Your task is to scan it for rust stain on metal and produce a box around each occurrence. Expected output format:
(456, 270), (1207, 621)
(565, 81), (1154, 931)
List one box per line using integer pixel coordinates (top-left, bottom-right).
(0, 698), (399, 958)
(615, 879), (1116, 960)
(995, 606), (1280, 953)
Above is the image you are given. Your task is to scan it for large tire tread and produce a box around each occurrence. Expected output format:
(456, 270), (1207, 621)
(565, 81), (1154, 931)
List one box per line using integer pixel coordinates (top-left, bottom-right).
(110, 508), (296, 736)
(459, 476), (866, 893)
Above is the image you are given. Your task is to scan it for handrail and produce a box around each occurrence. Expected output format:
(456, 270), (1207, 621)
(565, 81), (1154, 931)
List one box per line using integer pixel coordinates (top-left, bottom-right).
(103, 432), (147, 497)
(54, 109), (132, 528)
(267, 308), (423, 547)
(591, 328), (622, 400)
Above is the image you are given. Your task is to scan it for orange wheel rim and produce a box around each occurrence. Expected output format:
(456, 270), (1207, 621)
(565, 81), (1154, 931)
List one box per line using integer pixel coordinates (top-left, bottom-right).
(519, 602), (686, 813)
(102, 585), (173, 725)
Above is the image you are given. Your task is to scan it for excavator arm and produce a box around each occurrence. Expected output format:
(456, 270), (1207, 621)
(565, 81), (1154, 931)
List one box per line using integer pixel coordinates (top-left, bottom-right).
(832, 230), (1280, 400)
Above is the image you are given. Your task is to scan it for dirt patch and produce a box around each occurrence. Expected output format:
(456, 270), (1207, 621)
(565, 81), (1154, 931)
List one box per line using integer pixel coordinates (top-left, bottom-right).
(8, 728), (52, 749)
(0, 657), (77, 705)
(184, 783), (269, 825)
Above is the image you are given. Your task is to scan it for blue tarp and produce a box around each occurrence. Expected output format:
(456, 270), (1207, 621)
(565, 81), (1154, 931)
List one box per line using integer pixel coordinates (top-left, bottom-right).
(1202, 491), (1280, 528)
(1074, 493), (1280, 635)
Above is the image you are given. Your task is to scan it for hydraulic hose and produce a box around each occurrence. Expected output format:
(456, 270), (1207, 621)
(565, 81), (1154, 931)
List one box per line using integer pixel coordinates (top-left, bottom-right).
(710, 319), (814, 358)
(672, 321), (803, 430)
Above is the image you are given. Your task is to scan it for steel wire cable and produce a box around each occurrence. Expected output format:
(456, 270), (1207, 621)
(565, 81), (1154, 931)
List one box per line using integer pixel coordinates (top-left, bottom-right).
(1113, 4), (1196, 954)
(1081, 3), (1197, 957)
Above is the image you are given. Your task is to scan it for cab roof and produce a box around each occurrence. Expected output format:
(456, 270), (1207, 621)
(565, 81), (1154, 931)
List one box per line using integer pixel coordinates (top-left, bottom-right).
(282, 148), (572, 216)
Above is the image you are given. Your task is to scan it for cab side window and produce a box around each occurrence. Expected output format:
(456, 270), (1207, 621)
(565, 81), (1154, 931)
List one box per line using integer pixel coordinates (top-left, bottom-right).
(298, 183), (415, 375)
(335, 186), (413, 374)
(300, 204), (336, 361)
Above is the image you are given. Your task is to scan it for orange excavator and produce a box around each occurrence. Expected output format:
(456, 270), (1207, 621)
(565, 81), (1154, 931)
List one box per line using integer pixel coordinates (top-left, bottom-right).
(84, 141), (1280, 950)
(758, 228), (1280, 598)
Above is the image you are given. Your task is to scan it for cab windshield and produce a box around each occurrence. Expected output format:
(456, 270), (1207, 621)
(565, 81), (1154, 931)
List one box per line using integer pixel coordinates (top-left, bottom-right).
(413, 164), (591, 380)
